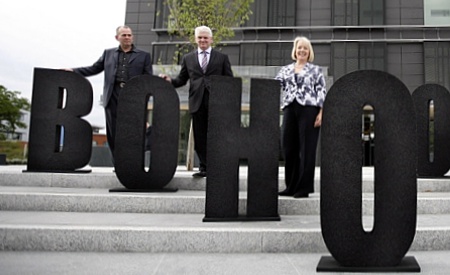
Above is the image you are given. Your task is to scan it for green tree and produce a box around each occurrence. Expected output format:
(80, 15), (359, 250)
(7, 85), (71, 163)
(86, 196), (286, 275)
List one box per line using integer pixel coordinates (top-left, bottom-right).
(163, 0), (254, 56)
(0, 85), (31, 140)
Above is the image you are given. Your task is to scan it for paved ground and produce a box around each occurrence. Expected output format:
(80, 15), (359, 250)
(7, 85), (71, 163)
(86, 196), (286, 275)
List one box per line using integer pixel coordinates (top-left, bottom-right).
(1, 251), (450, 275)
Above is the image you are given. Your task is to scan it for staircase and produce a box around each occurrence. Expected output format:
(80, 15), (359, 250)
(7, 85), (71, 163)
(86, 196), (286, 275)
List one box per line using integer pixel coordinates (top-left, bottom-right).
(1, 165), (450, 273)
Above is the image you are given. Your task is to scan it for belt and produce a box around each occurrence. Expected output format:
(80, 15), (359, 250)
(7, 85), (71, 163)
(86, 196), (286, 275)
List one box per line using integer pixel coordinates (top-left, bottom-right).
(117, 82), (126, 88)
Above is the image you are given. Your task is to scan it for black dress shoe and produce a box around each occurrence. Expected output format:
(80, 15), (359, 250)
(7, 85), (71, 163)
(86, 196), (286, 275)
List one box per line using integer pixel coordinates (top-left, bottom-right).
(293, 192), (309, 198)
(192, 171), (207, 178)
(278, 190), (293, 196)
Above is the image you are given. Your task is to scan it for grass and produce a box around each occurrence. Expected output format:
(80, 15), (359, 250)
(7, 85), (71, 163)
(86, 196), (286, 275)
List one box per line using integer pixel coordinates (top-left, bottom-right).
(0, 140), (27, 164)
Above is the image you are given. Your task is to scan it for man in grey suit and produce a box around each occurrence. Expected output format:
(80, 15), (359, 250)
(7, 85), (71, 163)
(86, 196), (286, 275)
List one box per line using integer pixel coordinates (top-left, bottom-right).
(160, 26), (233, 177)
(67, 25), (153, 162)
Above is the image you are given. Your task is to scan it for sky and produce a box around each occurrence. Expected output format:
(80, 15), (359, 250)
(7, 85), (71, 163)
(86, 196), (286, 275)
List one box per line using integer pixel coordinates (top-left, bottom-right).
(0, 1), (127, 132)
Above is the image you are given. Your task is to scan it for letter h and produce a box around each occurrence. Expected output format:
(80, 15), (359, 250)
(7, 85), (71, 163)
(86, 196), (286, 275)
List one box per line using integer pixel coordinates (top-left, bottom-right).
(204, 76), (281, 222)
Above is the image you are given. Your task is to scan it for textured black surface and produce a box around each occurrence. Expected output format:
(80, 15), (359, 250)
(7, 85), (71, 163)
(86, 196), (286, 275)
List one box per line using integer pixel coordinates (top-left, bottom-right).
(204, 76), (280, 221)
(320, 70), (417, 267)
(114, 75), (179, 189)
(317, 256), (421, 272)
(412, 84), (450, 177)
(26, 68), (93, 172)
(0, 154), (6, 165)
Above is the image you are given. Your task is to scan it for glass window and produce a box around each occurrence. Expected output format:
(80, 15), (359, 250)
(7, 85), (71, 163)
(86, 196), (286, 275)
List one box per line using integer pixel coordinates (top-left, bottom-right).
(154, 0), (171, 29)
(268, 0), (296, 26)
(240, 43), (292, 66)
(244, 0), (269, 27)
(360, 43), (386, 71)
(424, 0), (450, 25)
(333, 0), (358, 26)
(153, 45), (178, 64)
(333, 0), (383, 26)
(333, 43), (358, 80)
(219, 45), (240, 65)
(241, 44), (267, 66)
(267, 43), (292, 66)
(332, 42), (386, 80)
(359, 0), (384, 25)
(425, 42), (450, 90)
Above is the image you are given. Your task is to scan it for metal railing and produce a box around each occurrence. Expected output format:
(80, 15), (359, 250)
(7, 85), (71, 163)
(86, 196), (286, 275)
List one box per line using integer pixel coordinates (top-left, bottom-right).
(152, 25), (450, 45)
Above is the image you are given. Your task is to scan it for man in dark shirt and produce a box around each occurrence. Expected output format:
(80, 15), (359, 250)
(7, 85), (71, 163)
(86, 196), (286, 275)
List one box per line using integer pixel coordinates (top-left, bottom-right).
(67, 26), (153, 162)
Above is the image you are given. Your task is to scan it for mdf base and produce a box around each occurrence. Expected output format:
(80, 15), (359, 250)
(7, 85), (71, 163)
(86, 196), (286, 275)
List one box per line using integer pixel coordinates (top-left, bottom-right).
(23, 169), (92, 173)
(109, 187), (178, 193)
(203, 215), (281, 222)
(316, 256), (421, 273)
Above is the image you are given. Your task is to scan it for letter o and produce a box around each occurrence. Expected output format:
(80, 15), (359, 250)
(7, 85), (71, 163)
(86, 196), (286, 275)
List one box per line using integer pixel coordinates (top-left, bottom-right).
(321, 70), (417, 267)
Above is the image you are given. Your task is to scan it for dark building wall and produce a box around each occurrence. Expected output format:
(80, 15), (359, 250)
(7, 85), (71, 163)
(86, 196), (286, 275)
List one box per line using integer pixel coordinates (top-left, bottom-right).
(384, 0), (425, 92)
(385, 0), (424, 25)
(124, 0), (450, 94)
(125, 0), (158, 52)
(387, 44), (425, 92)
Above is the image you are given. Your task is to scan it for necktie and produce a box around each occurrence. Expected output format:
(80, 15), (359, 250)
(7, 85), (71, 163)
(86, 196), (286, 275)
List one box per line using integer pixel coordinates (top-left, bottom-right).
(201, 51), (208, 73)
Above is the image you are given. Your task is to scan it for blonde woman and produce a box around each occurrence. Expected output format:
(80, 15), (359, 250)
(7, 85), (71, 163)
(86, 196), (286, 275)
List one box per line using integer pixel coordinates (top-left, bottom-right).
(275, 36), (327, 198)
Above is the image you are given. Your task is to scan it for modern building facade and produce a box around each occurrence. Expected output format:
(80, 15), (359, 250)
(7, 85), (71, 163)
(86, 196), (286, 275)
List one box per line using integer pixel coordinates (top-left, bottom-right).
(124, 0), (450, 165)
(0, 110), (30, 142)
(126, 0), (450, 91)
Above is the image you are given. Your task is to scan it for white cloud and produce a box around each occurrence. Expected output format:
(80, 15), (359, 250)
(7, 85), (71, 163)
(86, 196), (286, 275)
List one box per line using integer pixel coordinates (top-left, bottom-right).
(0, 0), (127, 130)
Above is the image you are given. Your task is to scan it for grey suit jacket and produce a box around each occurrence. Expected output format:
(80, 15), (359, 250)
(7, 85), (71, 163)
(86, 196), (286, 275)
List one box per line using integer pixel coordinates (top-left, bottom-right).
(73, 46), (152, 107)
(171, 49), (233, 113)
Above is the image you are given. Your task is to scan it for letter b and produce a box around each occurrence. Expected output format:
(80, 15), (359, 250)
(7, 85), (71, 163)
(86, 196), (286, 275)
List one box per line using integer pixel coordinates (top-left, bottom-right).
(27, 68), (93, 172)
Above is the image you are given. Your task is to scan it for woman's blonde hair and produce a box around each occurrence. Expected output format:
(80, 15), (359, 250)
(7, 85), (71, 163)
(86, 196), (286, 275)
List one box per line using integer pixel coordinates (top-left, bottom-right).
(291, 36), (315, 62)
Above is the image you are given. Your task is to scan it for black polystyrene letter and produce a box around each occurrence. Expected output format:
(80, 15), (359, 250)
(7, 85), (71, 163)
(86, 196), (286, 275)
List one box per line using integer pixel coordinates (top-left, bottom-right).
(204, 76), (280, 221)
(320, 70), (417, 267)
(114, 75), (179, 189)
(26, 68), (93, 172)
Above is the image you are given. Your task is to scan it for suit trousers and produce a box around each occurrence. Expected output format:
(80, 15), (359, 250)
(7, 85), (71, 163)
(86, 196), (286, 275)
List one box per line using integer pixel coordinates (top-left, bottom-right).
(104, 84), (121, 163)
(191, 91), (209, 172)
(281, 102), (320, 195)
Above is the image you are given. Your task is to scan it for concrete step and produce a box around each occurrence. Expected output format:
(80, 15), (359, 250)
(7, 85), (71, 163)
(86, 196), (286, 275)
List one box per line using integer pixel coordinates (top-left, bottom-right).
(0, 210), (449, 253)
(1, 165), (450, 256)
(1, 186), (450, 215)
(2, 166), (450, 193)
